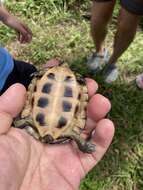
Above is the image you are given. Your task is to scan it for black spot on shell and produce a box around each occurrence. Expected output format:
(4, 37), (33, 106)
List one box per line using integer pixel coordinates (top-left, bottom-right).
(57, 117), (67, 128)
(42, 83), (52, 94)
(47, 73), (55, 80)
(37, 97), (49, 108)
(36, 113), (45, 126)
(64, 86), (73, 97)
(63, 101), (72, 112)
(64, 76), (72, 82)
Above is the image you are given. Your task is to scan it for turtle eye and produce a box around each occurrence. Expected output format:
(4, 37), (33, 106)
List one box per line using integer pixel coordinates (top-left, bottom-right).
(47, 73), (55, 80)
(64, 76), (73, 82)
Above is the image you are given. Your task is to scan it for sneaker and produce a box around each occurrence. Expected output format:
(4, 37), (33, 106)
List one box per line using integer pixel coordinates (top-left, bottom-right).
(103, 64), (119, 83)
(87, 49), (109, 73)
(136, 73), (143, 89)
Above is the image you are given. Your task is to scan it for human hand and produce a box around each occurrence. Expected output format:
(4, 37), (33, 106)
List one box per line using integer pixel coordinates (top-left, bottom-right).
(0, 6), (32, 43)
(0, 82), (114, 190)
(4, 16), (32, 43)
(43, 58), (61, 68)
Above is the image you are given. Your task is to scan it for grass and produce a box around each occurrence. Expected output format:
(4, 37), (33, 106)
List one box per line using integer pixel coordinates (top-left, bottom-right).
(0, 1), (143, 189)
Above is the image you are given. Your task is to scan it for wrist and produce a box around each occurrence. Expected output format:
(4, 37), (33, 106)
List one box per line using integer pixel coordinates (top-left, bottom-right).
(3, 16), (19, 31)
(0, 14), (8, 23)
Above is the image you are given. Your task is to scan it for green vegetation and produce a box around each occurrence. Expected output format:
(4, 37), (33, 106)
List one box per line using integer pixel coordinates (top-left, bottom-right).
(0, 1), (143, 189)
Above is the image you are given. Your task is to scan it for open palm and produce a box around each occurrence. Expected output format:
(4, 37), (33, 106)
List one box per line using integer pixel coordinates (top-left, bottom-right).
(0, 81), (114, 190)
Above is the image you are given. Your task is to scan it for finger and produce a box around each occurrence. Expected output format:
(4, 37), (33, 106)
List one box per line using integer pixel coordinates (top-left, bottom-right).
(79, 119), (115, 175)
(83, 94), (111, 135)
(21, 36), (28, 43)
(21, 24), (32, 43)
(18, 32), (26, 43)
(43, 59), (61, 68)
(0, 112), (12, 134)
(0, 84), (26, 117)
(16, 26), (27, 43)
(27, 33), (32, 42)
(19, 33), (29, 43)
(18, 25), (32, 43)
(86, 78), (98, 97)
(87, 94), (111, 121)
(22, 23), (32, 35)
(22, 32), (32, 43)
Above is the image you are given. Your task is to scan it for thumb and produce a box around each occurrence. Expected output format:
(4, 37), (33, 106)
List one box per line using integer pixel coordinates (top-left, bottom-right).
(0, 84), (26, 134)
(0, 84), (26, 117)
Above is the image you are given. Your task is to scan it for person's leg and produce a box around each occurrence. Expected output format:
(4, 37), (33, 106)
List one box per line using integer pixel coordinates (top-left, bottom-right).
(0, 60), (37, 95)
(91, 0), (116, 54)
(87, 0), (116, 71)
(0, 64), (19, 95)
(136, 73), (143, 89)
(103, 0), (143, 83)
(14, 60), (37, 90)
(108, 8), (141, 65)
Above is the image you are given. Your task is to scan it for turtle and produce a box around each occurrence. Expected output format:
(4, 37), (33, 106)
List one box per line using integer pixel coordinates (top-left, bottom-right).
(14, 63), (95, 153)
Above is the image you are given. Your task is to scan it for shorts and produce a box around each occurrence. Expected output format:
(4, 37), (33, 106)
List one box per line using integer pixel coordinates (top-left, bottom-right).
(94, 0), (143, 15)
(0, 60), (37, 95)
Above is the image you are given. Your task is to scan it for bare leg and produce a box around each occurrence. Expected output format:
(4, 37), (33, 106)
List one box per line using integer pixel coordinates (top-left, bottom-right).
(108, 8), (141, 65)
(91, 0), (116, 54)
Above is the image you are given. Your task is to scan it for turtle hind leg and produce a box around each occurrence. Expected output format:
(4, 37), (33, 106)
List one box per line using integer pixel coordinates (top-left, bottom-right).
(72, 133), (95, 153)
(25, 125), (40, 140)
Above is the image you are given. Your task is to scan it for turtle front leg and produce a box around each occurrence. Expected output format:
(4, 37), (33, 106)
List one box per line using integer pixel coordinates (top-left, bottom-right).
(75, 73), (86, 85)
(30, 69), (47, 78)
(14, 117), (40, 140)
(14, 116), (33, 128)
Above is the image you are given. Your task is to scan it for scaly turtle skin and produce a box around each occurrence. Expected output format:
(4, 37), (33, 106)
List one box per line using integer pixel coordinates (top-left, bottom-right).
(14, 64), (95, 153)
